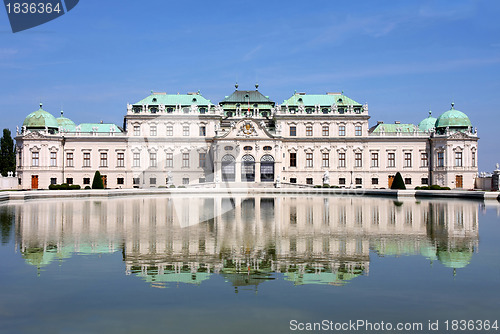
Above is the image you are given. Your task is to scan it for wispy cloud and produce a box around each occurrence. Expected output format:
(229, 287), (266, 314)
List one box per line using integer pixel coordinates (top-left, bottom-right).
(242, 45), (263, 61)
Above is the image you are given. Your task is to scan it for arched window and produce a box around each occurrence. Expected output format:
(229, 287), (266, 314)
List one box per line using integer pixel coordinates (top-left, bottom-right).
(241, 154), (255, 182)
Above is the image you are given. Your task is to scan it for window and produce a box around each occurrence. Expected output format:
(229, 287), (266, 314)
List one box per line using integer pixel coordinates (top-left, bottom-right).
(133, 178), (140, 185)
(243, 146), (253, 151)
(339, 125), (346, 136)
(117, 178), (124, 185)
(66, 178), (73, 185)
(66, 152), (74, 167)
(355, 153), (362, 167)
(437, 152), (444, 167)
(421, 178), (428, 185)
(404, 153), (412, 167)
(182, 153), (189, 167)
(421, 152), (428, 167)
(306, 153), (313, 167)
(290, 126), (296, 136)
(100, 152), (108, 167)
(50, 152), (57, 167)
(166, 153), (173, 167)
(371, 153), (379, 167)
(133, 125), (140, 136)
(199, 153), (206, 168)
(133, 152), (140, 167)
(50, 178), (57, 185)
(322, 125), (329, 136)
(372, 178), (379, 185)
(182, 178), (189, 185)
(183, 125), (190, 136)
(32, 152), (39, 166)
(306, 125), (313, 136)
(83, 152), (91, 167)
(150, 178), (156, 185)
(199, 126), (206, 136)
(455, 152), (463, 167)
(117, 152), (124, 167)
(339, 152), (346, 168)
(355, 178), (362, 185)
(322, 153), (329, 167)
(199, 178), (206, 183)
(355, 125), (362, 136)
(166, 125), (173, 136)
(339, 178), (346, 185)
(263, 146), (272, 151)
(83, 178), (90, 185)
(290, 152), (297, 167)
(149, 125), (157, 137)
(405, 178), (412, 185)
(306, 178), (313, 185)
(150, 152), (157, 167)
(290, 178), (297, 183)
(472, 151), (476, 167)
(388, 152), (395, 167)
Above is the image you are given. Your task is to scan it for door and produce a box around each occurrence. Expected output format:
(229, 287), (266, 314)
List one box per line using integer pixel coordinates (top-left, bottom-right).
(388, 175), (395, 188)
(102, 175), (107, 188)
(241, 154), (255, 182)
(31, 175), (38, 189)
(456, 175), (463, 189)
(260, 155), (275, 182)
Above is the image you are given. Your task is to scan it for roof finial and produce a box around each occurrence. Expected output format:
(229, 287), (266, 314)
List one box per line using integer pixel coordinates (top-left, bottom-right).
(61, 110), (64, 117)
(39, 102), (43, 109)
(151, 90), (154, 94)
(451, 102), (455, 109)
(428, 109), (432, 117)
(235, 82), (239, 89)
(255, 83), (259, 90)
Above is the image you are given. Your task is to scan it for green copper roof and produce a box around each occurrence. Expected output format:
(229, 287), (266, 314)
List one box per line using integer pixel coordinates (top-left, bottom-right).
(78, 123), (123, 133)
(22, 104), (59, 129)
(370, 123), (421, 133)
(221, 90), (274, 104)
(435, 103), (472, 128)
(56, 111), (76, 131)
(282, 92), (362, 106)
(437, 250), (472, 269)
(418, 111), (437, 132)
(134, 92), (212, 106)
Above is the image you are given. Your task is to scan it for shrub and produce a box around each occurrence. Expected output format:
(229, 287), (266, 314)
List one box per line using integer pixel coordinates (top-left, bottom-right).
(322, 184), (330, 188)
(84, 186), (91, 189)
(169, 185), (176, 188)
(313, 185), (321, 188)
(430, 185), (441, 190)
(391, 172), (406, 190)
(331, 185), (340, 189)
(92, 171), (104, 189)
(178, 185), (186, 188)
(49, 183), (81, 190)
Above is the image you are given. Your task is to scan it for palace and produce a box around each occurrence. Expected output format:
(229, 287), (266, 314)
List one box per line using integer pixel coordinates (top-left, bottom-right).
(15, 85), (479, 189)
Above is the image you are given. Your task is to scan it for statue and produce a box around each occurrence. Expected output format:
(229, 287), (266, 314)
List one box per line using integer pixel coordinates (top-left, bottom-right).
(323, 170), (330, 185)
(167, 171), (173, 186)
(496, 163), (499, 170)
(127, 104), (132, 113)
(16, 126), (19, 135)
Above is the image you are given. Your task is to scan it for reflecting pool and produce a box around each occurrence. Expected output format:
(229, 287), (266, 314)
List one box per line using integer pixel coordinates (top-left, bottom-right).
(0, 195), (499, 333)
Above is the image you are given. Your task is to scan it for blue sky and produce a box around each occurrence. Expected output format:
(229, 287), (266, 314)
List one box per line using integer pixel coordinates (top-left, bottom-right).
(1, 0), (499, 170)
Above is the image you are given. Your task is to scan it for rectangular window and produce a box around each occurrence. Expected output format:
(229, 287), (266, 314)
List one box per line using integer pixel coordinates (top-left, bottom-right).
(290, 178), (297, 184)
(150, 178), (156, 185)
(421, 152), (428, 167)
(50, 152), (57, 167)
(117, 178), (124, 185)
(455, 152), (463, 167)
(355, 125), (362, 136)
(133, 152), (140, 167)
(437, 152), (444, 167)
(83, 178), (90, 185)
(322, 153), (329, 167)
(199, 126), (206, 136)
(290, 152), (297, 167)
(150, 152), (157, 167)
(32, 152), (39, 166)
(355, 178), (362, 185)
(66, 178), (73, 185)
(322, 125), (329, 136)
(290, 126), (296, 136)
(166, 153), (173, 168)
(100, 152), (108, 167)
(405, 178), (412, 185)
(306, 125), (313, 136)
(150, 125), (157, 136)
(133, 178), (140, 185)
(182, 153), (189, 167)
(182, 178), (189, 185)
(117, 152), (125, 167)
(339, 178), (346, 185)
(339, 152), (346, 168)
(183, 125), (190, 136)
(50, 178), (57, 185)
(355, 153), (362, 167)
(166, 125), (173, 136)
(339, 125), (346, 136)
(66, 152), (74, 167)
(404, 152), (412, 167)
(199, 153), (206, 168)
(306, 178), (313, 185)
(388, 152), (395, 167)
(133, 125), (140, 136)
(199, 178), (206, 183)
(83, 152), (91, 167)
(306, 153), (313, 167)
(472, 151), (476, 167)
(372, 178), (379, 185)
(371, 152), (379, 167)
(421, 178), (429, 185)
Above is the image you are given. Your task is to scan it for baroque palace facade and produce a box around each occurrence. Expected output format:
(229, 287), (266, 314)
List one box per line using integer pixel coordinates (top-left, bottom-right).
(15, 85), (479, 189)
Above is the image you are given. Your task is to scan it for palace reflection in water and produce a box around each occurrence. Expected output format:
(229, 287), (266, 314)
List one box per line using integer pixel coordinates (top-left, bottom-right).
(11, 195), (479, 289)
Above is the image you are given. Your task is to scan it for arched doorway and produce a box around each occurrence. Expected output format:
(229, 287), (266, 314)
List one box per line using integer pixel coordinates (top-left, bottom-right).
(221, 154), (236, 182)
(260, 154), (274, 182)
(241, 154), (255, 182)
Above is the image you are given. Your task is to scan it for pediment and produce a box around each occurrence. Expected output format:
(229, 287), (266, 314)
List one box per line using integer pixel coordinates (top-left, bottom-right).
(22, 131), (47, 140)
(221, 119), (274, 139)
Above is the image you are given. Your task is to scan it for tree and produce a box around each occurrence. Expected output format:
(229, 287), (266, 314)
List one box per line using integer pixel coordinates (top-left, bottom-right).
(391, 172), (406, 190)
(0, 129), (16, 177)
(92, 171), (104, 189)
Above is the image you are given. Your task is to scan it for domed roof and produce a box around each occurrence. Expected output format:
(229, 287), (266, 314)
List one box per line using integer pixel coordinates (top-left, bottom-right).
(435, 103), (472, 129)
(418, 110), (437, 132)
(56, 111), (76, 131)
(22, 104), (59, 129)
(437, 249), (472, 269)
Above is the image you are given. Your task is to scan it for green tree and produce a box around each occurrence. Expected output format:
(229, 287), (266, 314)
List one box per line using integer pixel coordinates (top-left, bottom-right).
(0, 129), (16, 177)
(92, 171), (104, 189)
(391, 172), (406, 190)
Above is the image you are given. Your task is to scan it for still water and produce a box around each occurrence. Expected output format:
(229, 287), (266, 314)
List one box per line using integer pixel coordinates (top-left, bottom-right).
(0, 195), (499, 333)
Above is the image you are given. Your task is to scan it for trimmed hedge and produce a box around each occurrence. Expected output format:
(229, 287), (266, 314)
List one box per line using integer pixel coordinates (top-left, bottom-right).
(390, 172), (406, 190)
(49, 184), (81, 190)
(92, 171), (104, 189)
(415, 185), (451, 190)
